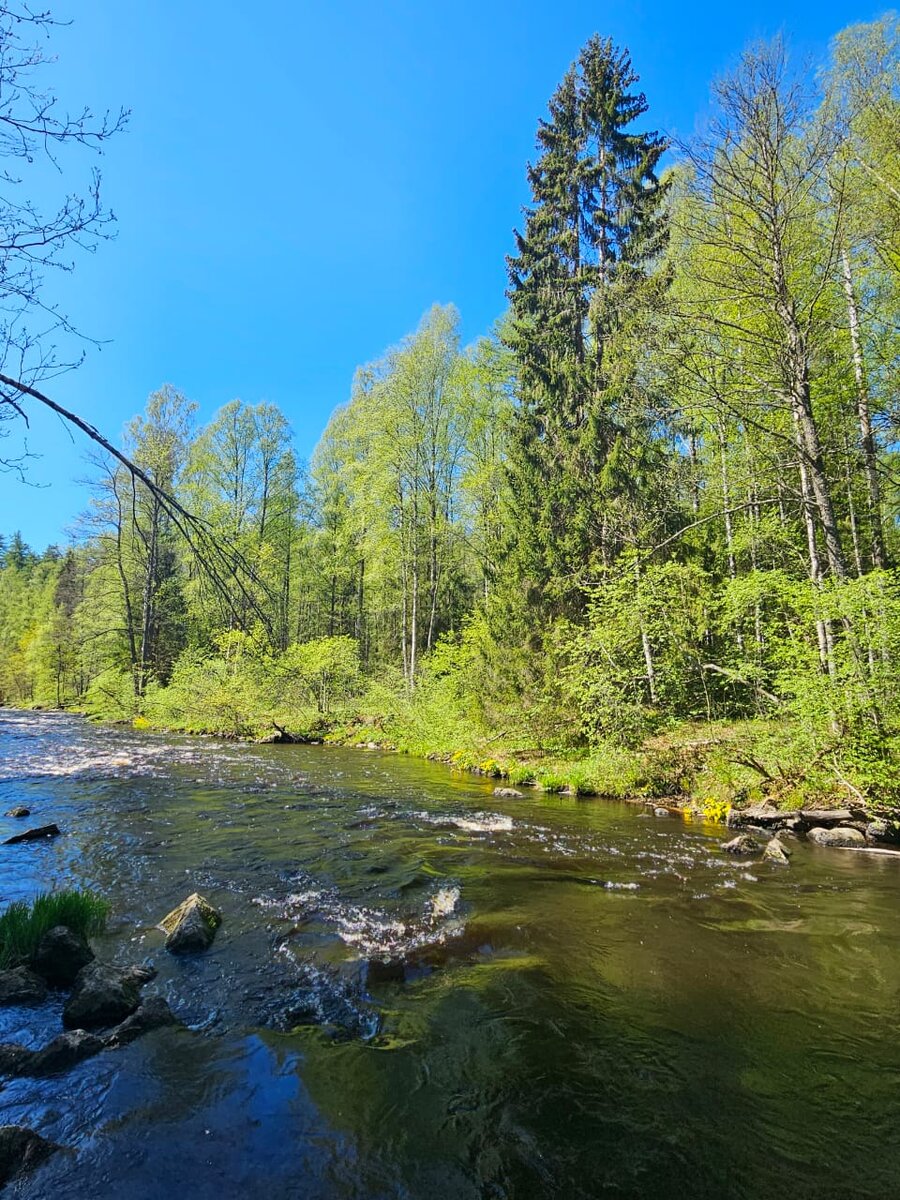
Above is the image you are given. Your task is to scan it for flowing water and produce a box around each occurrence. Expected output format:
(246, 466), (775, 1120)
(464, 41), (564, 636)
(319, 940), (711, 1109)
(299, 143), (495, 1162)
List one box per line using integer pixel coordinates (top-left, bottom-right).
(1, 709), (900, 1199)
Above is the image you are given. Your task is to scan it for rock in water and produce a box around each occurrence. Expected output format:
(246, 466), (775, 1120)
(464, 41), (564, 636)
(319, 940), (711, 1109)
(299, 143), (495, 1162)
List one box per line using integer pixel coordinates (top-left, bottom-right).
(4, 807), (29, 818)
(866, 819), (900, 844)
(721, 834), (760, 854)
(32, 926), (94, 988)
(2, 823), (60, 845)
(104, 996), (178, 1047)
(0, 1125), (58, 1186)
(807, 826), (867, 848)
(763, 837), (791, 866)
(159, 893), (221, 954)
(493, 787), (524, 799)
(62, 963), (144, 1030)
(28, 1030), (105, 1077)
(0, 966), (47, 1006)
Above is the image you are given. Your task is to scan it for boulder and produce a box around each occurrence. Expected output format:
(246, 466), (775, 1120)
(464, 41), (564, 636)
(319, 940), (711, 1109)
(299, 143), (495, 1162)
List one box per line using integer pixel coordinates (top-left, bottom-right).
(493, 787), (524, 799)
(0, 1125), (58, 1187)
(0, 966), (47, 1006)
(721, 834), (760, 854)
(653, 807), (670, 818)
(763, 837), (791, 866)
(160, 893), (221, 954)
(103, 996), (178, 1047)
(4, 807), (30, 818)
(866, 818), (900, 844)
(807, 826), (867, 848)
(3, 823), (60, 845)
(32, 925), (94, 988)
(62, 962), (145, 1030)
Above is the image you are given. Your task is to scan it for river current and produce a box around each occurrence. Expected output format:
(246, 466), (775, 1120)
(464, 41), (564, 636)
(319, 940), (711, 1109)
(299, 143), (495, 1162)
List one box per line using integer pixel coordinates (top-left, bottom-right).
(1, 708), (899, 1199)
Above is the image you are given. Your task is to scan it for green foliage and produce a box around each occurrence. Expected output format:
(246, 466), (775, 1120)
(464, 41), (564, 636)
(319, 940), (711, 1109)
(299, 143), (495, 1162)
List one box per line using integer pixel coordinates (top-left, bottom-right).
(0, 890), (109, 970)
(278, 637), (360, 714)
(4, 21), (900, 819)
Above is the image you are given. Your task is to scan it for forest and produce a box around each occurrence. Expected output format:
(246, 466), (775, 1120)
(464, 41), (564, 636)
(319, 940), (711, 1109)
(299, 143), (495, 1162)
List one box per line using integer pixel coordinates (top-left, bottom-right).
(2, 16), (900, 814)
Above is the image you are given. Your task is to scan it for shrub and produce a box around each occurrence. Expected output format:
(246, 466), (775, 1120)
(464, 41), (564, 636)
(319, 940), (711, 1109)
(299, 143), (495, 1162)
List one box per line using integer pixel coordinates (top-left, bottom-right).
(0, 890), (109, 969)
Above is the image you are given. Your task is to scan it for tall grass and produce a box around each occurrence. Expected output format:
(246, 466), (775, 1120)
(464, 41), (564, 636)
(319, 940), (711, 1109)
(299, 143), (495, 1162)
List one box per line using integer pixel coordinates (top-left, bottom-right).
(0, 890), (109, 970)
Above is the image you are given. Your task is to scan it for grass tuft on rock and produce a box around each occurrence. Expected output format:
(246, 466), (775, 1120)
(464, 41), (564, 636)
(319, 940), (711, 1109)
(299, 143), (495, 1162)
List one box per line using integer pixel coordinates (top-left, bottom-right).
(0, 890), (109, 970)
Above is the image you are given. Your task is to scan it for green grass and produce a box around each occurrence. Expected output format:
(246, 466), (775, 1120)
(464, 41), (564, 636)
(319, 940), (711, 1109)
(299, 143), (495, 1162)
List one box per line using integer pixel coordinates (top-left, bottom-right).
(0, 890), (110, 970)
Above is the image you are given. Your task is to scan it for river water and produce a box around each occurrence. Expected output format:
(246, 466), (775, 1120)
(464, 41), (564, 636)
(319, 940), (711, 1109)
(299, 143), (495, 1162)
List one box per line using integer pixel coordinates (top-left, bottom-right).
(1, 709), (899, 1199)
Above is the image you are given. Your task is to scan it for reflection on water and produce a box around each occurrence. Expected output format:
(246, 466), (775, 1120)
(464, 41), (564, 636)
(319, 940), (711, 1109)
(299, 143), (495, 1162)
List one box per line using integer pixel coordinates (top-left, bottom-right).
(1, 708), (900, 1199)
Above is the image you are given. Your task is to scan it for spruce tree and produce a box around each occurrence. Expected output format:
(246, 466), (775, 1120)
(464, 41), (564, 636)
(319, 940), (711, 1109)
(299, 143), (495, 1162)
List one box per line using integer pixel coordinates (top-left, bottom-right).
(504, 36), (668, 618)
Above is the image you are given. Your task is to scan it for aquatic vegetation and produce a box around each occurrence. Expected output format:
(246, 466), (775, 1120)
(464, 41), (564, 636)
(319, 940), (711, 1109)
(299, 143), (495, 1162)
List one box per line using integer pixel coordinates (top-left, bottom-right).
(0, 890), (109, 970)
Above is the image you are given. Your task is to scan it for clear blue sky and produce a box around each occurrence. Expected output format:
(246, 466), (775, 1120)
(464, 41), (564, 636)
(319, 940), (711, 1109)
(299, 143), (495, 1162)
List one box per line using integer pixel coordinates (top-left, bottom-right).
(0, 0), (884, 548)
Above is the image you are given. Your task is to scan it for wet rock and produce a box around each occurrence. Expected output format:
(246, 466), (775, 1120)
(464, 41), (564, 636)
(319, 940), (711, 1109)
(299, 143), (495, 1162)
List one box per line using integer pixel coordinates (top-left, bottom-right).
(0, 966), (47, 1005)
(807, 826), (867, 848)
(798, 808), (855, 827)
(653, 807), (670, 817)
(160, 892), (221, 954)
(0, 1125), (59, 1186)
(62, 962), (145, 1030)
(493, 787), (524, 799)
(763, 837), (791, 866)
(29, 1030), (105, 1076)
(0, 1001), (176, 1078)
(866, 818), (900, 844)
(721, 834), (760, 854)
(104, 996), (178, 1047)
(4, 806), (29, 818)
(0, 1043), (32, 1075)
(2, 822), (60, 845)
(0, 1030), (104, 1078)
(32, 925), (94, 988)
(365, 957), (406, 985)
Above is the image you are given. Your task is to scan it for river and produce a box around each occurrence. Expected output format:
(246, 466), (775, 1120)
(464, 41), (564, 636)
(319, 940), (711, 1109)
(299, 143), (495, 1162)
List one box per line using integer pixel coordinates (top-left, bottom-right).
(1, 708), (899, 1199)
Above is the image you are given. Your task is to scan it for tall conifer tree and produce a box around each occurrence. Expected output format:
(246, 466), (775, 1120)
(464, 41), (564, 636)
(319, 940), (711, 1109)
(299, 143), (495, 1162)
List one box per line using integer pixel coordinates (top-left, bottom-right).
(505, 36), (668, 617)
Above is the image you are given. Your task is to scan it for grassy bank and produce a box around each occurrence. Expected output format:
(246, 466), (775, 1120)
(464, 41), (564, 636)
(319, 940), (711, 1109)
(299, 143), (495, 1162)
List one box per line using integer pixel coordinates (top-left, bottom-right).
(35, 640), (897, 821)
(115, 677), (896, 820)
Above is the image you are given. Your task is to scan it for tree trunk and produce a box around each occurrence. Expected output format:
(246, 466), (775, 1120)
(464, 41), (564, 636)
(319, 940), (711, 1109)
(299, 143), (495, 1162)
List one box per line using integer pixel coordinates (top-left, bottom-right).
(840, 245), (887, 569)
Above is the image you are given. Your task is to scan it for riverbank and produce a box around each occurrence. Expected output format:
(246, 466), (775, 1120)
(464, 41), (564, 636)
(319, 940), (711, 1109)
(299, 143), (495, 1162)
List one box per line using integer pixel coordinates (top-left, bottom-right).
(25, 683), (900, 826)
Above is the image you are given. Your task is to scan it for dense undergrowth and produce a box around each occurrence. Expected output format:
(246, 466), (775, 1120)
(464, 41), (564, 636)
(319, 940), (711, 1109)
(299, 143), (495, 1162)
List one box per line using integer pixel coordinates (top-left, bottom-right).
(52, 627), (900, 818)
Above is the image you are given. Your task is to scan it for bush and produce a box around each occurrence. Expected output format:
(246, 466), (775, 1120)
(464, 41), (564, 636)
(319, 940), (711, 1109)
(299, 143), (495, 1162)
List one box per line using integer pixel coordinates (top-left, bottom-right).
(0, 889), (109, 969)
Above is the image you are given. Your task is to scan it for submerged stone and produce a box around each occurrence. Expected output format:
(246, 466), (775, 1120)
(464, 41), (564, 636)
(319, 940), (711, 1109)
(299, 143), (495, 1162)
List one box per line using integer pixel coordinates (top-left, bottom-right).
(2, 823), (60, 845)
(721, 834), (760, 854)
(32, 925), (94, 988)
(104, 996), (178, 1047)
(0, 1125), (59, 1186)
(4, 807), (30, 818)
(160, 892), (222, 954)
(29, 1030), (105, 1076)
(493, 787), (524, 799)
